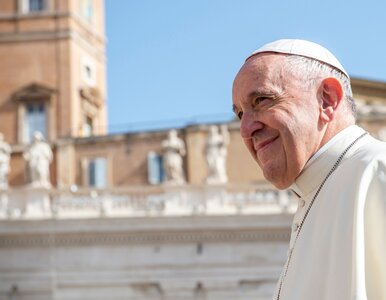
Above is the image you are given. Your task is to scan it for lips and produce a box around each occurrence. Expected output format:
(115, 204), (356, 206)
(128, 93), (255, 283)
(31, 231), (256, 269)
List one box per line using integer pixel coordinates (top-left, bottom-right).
(254, 136), (279, 152)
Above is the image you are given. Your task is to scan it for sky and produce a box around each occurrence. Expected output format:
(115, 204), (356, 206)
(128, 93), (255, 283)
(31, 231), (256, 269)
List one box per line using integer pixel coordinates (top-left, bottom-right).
(105, 0), (386, 134)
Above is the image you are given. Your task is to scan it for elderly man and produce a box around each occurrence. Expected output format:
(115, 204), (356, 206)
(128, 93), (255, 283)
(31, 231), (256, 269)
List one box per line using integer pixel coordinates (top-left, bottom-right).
(232, 39), (386, 300)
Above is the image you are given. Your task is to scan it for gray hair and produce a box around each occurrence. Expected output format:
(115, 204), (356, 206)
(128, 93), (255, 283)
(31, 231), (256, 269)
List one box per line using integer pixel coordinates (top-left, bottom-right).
(285, 55), (356, 118)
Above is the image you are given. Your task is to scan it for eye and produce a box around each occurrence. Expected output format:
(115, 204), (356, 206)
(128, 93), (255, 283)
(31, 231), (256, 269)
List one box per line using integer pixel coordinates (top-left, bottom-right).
(255, 97), (270, 105)
(237, 111), (243, 120)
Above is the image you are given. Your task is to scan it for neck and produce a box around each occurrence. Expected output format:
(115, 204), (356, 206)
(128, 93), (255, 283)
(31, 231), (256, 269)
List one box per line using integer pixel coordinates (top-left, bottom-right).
(319, 114), (355, 150)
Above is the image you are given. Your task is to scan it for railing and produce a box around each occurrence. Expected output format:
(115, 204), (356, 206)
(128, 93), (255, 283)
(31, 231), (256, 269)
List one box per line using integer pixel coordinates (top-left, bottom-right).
(0, 183), (298, 219)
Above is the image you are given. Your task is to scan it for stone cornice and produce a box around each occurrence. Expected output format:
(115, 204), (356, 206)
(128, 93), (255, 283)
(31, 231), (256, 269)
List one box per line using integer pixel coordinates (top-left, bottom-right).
(0, 11), (70, 21)
(352, 77), (386, 99)
(0, 29), (105, 58)
(0, 214), (293, 247)
(0, 29), (71, 43)
(0, 11), (105, 44)
(0, 214), (292, 231)
(0, 227), (290, 248)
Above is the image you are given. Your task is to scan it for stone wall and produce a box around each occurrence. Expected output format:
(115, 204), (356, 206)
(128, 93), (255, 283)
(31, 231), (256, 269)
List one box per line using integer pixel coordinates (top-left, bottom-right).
(0, 201), (293, 300)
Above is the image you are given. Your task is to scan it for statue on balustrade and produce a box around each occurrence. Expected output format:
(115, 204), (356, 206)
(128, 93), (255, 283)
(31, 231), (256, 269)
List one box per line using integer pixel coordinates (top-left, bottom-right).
(23, 132), (53, 188)
(205, 125), (229, 184)
(0, 133), (11, 189)
(162, 130), (186, 185)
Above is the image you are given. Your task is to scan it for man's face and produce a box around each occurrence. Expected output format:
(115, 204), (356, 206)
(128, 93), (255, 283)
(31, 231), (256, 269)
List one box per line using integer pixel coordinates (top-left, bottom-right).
(232, 54), (322, 189)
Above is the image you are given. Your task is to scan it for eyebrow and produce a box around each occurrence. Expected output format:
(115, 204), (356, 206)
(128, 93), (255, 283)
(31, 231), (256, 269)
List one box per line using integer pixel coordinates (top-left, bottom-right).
(232, 89), (281, 114)
(248, 90), (277, 99)
(232, 92), (266, 113)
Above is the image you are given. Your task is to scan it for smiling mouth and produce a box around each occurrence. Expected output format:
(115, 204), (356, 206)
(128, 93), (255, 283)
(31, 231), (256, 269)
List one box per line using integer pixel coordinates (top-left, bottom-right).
(255, 136), (279, 152)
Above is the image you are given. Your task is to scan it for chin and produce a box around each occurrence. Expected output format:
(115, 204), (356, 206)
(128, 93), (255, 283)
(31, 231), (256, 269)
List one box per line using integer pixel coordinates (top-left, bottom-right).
(264, 172), (292, 190)
(271, 180), (292, 190)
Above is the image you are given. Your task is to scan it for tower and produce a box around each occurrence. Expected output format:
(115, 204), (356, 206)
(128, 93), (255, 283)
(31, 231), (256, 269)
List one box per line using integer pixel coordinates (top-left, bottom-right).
(0, 0), (107, 144)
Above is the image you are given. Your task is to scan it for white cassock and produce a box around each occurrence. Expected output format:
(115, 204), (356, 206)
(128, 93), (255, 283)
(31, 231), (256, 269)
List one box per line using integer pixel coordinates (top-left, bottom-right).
(273, 125), (386, 300)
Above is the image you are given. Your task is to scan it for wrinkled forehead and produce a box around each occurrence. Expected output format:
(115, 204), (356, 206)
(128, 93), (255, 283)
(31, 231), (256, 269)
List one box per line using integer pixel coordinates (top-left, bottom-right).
(233, 53), (290, 89)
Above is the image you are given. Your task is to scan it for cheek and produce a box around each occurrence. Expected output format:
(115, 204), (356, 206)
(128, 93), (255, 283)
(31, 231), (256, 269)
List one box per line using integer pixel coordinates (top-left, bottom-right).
(280, 131), (307, 174)
(280, 132), (297, 160)
(262, 108), (291, 131)
(243, 138), (257, 160)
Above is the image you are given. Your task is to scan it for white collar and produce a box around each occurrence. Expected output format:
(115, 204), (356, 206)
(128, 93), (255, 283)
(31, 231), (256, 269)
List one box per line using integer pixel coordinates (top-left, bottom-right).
(291, 125), (367, 198)
(304, 125), (358, 169)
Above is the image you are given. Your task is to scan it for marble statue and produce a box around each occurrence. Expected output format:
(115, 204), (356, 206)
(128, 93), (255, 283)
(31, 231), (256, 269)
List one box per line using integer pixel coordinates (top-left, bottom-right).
(205, 125), (229, 184)
(162, 130), (186, 185)
(0, 133), (11, 189)
(23, 132), (53, 188)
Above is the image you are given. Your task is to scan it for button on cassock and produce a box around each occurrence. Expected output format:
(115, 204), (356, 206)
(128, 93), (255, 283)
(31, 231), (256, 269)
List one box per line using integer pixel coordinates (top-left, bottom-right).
(292, 223), (299, 232)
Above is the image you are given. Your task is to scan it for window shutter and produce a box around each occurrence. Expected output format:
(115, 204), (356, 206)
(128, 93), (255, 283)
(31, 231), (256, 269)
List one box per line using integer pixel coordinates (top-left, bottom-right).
(88, 158), (107, 188)
(147, 152), (163, 185)
(94, 158), (107, 188)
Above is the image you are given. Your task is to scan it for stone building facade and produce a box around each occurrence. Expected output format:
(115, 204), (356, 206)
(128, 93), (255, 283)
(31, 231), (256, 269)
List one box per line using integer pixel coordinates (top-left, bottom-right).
(0, 1), (386, 300)
(0, 0), (107, 187)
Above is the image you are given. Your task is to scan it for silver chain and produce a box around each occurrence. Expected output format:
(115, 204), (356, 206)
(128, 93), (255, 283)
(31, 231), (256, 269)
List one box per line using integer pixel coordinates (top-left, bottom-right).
(276, 132), (368, 300)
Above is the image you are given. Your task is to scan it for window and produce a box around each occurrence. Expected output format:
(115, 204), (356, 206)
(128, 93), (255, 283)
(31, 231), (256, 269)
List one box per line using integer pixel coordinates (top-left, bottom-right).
(85, 65), (92, 80)
(29, 0), (44, 11)
(83, 116), (93, 137)
(88, 157), (107, 188)
(82, 57), (96, 86)
(24, 103), (47, 143)
(147, 152), (164, 185)
(21, 0), (46, 13)
(81, 0), (93, 22)
(12, 83), (53, 144)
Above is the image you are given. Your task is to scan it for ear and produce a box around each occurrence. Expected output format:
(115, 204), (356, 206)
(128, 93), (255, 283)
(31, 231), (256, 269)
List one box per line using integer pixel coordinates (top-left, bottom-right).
(318, 77), (344, 123)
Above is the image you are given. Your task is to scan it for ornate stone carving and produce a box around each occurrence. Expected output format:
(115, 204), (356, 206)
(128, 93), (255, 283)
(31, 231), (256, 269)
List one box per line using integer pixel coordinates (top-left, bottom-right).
(80, 86), (103, 107)
(12, 83), (55, 102)
(23, 132), (53, 188)
(162, 130), (186, 185)
(205, 125), (229, 184)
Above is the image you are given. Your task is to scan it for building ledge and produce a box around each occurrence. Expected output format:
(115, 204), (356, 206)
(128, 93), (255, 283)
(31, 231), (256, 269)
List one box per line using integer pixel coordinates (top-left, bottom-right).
(0, 183), (296, 220)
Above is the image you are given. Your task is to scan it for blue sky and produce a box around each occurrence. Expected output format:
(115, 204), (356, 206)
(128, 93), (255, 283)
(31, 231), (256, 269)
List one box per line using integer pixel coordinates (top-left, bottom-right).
(105, 0), (386, 133)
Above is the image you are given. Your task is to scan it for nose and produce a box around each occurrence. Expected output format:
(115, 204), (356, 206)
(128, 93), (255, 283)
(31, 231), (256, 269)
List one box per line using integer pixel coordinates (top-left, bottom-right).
(240, 112), (264, 139)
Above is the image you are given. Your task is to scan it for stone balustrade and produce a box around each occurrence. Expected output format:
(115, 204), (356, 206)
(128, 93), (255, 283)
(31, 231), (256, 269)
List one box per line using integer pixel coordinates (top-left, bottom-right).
(0, 183), (298, 219)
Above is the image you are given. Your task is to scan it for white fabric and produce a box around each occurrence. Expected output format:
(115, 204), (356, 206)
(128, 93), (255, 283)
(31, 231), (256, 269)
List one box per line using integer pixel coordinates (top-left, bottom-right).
(274, 125), (386, 300)
(247, 39), (349, 78)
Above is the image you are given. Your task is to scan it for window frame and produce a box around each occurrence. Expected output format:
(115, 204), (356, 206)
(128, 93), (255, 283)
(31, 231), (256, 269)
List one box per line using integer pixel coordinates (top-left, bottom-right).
(82, 115), (94, 137)
(81, 57), (96, 87)
(81, 0), (94, 23)
(23, 102), (48, 144)
(12, 83), (54, 145)
(147, 151), (164, 185)
(20, 0), (48, 14)
(81, 156), (109, 188)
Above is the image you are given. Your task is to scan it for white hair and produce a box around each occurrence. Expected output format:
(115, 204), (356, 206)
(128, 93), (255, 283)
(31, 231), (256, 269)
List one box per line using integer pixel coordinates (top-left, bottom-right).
(285, 55), (356, 118)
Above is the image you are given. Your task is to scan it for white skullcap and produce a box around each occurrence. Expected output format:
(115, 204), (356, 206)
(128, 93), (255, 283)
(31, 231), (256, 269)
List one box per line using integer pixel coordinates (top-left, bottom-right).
(246, 39), (349, 78)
